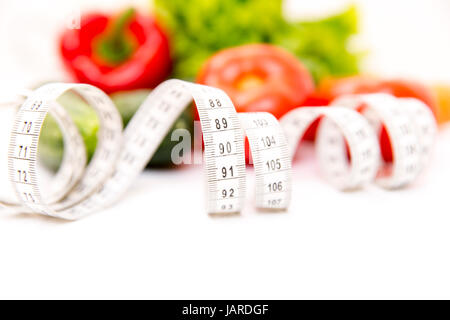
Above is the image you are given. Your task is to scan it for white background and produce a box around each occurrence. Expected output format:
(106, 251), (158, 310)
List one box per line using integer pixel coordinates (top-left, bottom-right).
(0, 0), (449, 299)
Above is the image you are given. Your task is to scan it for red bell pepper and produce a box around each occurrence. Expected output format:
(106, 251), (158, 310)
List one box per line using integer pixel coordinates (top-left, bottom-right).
(60, 8), (171, 93)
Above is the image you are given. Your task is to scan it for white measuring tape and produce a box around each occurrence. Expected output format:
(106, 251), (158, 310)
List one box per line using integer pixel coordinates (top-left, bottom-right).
(239, 112), (291, 210)
(280, 107), (381, 190)
(331, 93), (437, 189)
(1, 80), (291, 220)
(279, 93), (437, 190)
(0, 81), (437, 220)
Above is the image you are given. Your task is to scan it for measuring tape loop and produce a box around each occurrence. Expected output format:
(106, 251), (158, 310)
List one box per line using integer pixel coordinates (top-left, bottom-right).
(280, 107), (380, 190)
(7, 83), (123, 219)
(239, 112), (291, 210)
(107, 79), (248, 216)
(331, 93), (437, 189)
(396, 97), (437, 175)
(3, 80), (294, 219)
(39, 100), (87, 205)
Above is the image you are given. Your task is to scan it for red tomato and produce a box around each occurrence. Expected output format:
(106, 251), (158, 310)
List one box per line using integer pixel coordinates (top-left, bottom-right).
(197, 44), (314, 162)
(314, 76), (438, 162)
(317, 76), (438, 115)
(197, 44), (314, 119)
(299, 93), (330, 141)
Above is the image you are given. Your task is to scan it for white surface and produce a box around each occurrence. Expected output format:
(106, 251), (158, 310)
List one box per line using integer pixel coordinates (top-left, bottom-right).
(0, 0), (450, 299)
(0, 128), (450, 299)
(286, 0), (450, 83)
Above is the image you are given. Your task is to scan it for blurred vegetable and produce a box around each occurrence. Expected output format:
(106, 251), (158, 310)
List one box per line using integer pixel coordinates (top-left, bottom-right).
(197, 44), (314, 118)
(197, 44), (314, 162)
(154, 0), (360, 83)
(39, 90), (193, 171)
(59, 8), (172, 93)
(316, 76), (438, 115)
(39, 92), (98, 171)
(315, 75), (438, 162)
(432, 85), (450, 124)
(111, 91), (194, 166)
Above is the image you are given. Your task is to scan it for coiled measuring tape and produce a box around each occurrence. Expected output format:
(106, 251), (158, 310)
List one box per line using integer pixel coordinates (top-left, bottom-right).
(280, 93), (437, 190)
(331, 93), (437, 189)
(1, 80), (291, 220)
(0, 81), (436, 220)
(280, 107), (381, 190)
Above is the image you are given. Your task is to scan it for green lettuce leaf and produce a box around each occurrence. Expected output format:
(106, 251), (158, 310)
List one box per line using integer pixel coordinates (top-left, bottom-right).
(154, 0), (361, 82)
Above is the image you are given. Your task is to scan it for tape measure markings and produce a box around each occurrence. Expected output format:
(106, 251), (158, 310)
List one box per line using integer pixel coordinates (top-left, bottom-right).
(280, 107), (380, 190)
(331, 93), (436, 189)
(7, 83), (123, 218)
(239, 112), (291, 210)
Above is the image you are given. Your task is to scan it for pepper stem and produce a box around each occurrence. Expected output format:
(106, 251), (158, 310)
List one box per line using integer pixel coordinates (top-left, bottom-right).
(96, 8), (137, 66)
